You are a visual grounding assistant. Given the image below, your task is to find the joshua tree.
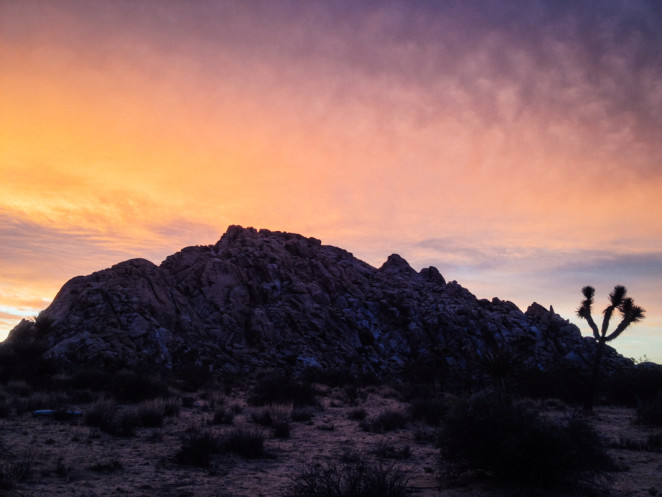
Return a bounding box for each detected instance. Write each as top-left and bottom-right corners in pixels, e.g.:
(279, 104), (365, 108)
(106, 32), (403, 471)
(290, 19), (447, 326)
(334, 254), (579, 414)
(577, 285), (645, 411)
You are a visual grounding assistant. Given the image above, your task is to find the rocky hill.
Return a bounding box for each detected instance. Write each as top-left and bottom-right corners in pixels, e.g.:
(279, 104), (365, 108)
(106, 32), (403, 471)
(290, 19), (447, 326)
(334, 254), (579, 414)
(7, 225), (629, 380)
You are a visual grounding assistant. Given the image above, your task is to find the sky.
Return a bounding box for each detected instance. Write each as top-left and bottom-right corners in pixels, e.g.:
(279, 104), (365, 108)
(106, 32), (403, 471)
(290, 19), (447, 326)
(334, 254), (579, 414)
(1, 0), (661, 363)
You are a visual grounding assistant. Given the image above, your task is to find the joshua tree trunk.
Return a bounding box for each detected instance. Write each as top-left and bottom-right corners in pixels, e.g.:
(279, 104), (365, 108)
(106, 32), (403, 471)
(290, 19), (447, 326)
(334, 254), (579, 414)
(584, 339), (606, 411)
(576, 285), (645, 412)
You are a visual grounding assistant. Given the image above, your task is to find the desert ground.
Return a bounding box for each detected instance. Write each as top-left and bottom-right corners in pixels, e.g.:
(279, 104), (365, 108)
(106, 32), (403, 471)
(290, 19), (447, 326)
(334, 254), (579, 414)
(1, 382), (661, 497)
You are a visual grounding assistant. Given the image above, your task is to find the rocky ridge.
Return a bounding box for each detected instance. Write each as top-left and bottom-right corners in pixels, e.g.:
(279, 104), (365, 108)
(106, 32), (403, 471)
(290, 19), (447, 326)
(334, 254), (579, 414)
(8, 225), (629, 379)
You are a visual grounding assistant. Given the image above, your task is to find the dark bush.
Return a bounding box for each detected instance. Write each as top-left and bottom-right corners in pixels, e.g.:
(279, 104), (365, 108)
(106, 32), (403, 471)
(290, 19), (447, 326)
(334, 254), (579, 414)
(0, 339), (57, 388)
(137, 400), (165, 428)
(211, 407), (235, 425)
(110, 370), (168, 403)
(70, 368), (113, 392)
(249, 404), (292, 437)
(249, 373), (317, 407)
(373, 442), (411, 460)
(292, 406), (315, 422)
(438, 391), (617, 489)
(175, 428), (221, 467)
(361, 410), (408, 433)
(517, 364), (590, 404)
(637, 391), (662, 426)
(408, 397), (446, 425)
(281, 457), (408, 497)
(0, 396), (10, 418)
(221, 428), (265, 459)
(83, 400), (137, 437)
(348, 408), (367, 421)
(607, 363), (662, 406)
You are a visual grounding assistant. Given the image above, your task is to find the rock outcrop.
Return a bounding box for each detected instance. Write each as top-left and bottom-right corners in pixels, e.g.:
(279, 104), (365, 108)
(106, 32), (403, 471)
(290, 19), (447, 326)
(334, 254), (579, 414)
(6, 226), (630, 378)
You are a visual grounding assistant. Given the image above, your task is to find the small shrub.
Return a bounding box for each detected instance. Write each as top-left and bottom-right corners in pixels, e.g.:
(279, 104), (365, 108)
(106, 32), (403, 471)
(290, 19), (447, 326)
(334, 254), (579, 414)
(162, 397), (180, 417)
(110, 370), (168, 403)
(292, 406), (315, 422)
(408, 397), (446, 425)
(175, 428), (221, 467)
(249, 404), (293, 437)
(221, 428), (265, 459)
(70, 368), (113, 392)
(202, 390), (226, 410)
(83, 400), (137, 437)
(84, 400), (117, 430)
(361, 410), (408, 433)
(211, 407), (235, 425)
(0, 396), (12, 418)
(348, 408), (367, 420)
(438, 391), (617, 489)
(0, 446), (38, 489)
(373, 442), (411, 460)
(249, 373), (317, 407)
(137, 400), (165, 428)
(281, 457), (408, 497)
(637, 391), (662, 426)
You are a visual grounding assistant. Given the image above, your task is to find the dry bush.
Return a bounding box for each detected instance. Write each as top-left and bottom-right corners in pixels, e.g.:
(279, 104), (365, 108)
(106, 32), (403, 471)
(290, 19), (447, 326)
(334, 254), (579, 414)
(137, 399), (166, 428)
(438, 390), (617, 490)
(83, 400), (137, 437)
(637, 391), (662, 426)
(221, 427), (266, 459)
(281, 457), (408, 497)
(249, 373), (317, 407)
(360, 409), (408, 433)
(175, 428), (221, 467)
(250, 404), (292, 437)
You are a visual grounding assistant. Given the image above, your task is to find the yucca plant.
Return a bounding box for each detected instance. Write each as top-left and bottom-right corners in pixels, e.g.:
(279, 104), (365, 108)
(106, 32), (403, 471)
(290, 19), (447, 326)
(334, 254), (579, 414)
(577, 285), (645, 411)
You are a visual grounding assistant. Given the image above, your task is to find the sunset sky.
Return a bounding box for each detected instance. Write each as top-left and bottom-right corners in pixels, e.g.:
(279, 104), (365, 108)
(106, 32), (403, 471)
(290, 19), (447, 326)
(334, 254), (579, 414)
(1, 1), (661, 362)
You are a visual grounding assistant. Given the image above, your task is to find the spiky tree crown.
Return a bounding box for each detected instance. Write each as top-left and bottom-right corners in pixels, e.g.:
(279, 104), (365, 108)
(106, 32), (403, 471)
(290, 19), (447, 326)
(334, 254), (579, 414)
(576, 285), (645, 342)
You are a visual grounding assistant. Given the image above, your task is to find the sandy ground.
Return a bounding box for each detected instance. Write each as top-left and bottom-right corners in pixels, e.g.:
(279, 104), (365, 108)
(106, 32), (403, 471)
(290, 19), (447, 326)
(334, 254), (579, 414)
(1, 386), (660, 497)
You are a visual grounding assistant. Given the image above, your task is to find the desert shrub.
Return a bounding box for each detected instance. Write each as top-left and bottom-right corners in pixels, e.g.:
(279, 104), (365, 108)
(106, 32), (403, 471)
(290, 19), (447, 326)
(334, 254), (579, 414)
(83, 400), (137, 436)
(637, 391), (662, 426)
(0, 445), (38, 491)
(221, 428), (265, 459)
(373, 442), (411, 460)
(281, 457), (408, 497)
(84, 399), (115, 428)
(162, 396), (180, 417)
(0, 396), (11, 418)
(250, 404), (292, 437)
(211, 407), (235, 425)
(137, 400), (166, 428)
(5, 380), (32, 397)
(605, 363), (662, 406)
(408, 397), (446, 425)
(517, 364), (591, 404)
(348, 408), (367, 421)
(301, 368), (380, 389)
(110, 370), (168, 403)
(438, 390), (617, 489)
(0, 338), (56, 388)
(292, 406), (315, 422)
(201, 390), (226, 410)
(70, 368), (113, 392)
(175, 428), (221, 467)
(361, 410), (408, 433)
(15, 391), (69, 415)
(249, 372), (317, 407)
